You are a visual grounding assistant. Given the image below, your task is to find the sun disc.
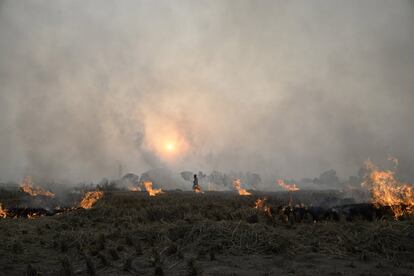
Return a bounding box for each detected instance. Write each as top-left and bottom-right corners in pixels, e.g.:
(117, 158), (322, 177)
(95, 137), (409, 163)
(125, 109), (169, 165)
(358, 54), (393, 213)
(165, 142), (176, 153)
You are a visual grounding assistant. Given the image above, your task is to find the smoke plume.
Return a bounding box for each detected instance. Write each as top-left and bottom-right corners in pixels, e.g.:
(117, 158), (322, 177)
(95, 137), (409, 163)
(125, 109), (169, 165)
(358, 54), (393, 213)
(0, 0), (413, 183)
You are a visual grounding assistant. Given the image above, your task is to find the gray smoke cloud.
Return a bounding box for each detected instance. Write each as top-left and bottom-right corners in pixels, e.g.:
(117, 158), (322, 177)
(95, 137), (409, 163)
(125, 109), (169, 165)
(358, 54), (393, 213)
(0, 0), (413, 183)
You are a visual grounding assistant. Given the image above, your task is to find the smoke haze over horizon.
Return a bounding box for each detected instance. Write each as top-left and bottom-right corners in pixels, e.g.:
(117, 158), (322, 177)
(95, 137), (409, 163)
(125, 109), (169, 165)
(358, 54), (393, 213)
(0, 0), (413, 183)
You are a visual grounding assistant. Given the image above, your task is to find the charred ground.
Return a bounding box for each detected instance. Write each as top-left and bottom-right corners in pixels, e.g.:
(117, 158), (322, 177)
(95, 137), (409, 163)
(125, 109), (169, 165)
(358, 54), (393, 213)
(1, 191), (414, 275)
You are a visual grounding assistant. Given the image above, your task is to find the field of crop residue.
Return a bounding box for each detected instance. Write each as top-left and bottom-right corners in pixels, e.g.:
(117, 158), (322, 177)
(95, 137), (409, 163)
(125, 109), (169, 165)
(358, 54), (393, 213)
(1, 191), (414, 276)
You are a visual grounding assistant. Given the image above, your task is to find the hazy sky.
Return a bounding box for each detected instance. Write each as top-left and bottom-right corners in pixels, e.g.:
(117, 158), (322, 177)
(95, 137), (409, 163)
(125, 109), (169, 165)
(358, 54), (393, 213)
(0, 0), (413, 182)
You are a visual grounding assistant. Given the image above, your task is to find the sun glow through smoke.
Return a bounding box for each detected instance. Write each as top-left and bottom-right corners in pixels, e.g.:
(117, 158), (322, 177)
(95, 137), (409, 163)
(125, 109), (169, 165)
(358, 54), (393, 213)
(165, 141), (176, 153)
(144, 121), (190, 163)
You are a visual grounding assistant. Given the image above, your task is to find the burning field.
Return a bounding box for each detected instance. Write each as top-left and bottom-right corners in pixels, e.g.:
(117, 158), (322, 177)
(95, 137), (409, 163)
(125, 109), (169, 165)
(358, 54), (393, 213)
(1, 172), (414, 276)
(2, 0), (414, 275)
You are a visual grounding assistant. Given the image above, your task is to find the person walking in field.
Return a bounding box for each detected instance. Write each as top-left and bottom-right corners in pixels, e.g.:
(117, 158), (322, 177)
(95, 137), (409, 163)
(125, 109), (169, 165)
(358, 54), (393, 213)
(193, 174), (201, 192)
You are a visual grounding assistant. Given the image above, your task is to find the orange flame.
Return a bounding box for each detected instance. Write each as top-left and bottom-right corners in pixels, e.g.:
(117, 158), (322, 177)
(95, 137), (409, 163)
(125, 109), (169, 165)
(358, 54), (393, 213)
(0, 204), (7, 218)
(276, 179), (300, 192)
(193, 185), (202, 193)
(80, 191), (104, 209)
(254, 198), (271, 216)
(143, 181), (163, 196)
(362, 159), (414, 219)
(20, 176), (55, 197)
(232, 179), (251, 196)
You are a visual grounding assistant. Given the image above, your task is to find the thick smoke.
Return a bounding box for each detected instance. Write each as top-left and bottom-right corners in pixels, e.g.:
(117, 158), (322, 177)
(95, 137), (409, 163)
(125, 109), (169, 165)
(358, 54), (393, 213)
(0, 0), (413, 184)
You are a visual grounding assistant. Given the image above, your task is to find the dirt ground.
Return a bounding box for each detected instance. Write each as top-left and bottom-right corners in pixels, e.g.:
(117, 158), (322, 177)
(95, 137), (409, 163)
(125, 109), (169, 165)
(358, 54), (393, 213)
(0, 191), (413, 275)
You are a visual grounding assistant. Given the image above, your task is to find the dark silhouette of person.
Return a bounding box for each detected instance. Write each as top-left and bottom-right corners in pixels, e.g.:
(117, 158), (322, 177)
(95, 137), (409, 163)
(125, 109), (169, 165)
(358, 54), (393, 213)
(193, 174), (199, 190)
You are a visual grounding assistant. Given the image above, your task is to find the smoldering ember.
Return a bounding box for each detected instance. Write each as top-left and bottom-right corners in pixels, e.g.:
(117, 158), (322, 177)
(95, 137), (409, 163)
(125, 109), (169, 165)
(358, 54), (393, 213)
(1, 1), (414, 276)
